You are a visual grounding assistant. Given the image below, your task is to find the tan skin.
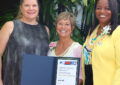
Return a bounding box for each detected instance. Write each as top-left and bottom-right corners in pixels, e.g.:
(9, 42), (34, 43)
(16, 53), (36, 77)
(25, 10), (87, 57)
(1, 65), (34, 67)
(0, 21), (13, 85)
(95, 0), (112, 36)
(55, 19), (83, 85)
(55, 39), (73, 56)
(0, 0), (49, 84)
(55, 19), (74, 56)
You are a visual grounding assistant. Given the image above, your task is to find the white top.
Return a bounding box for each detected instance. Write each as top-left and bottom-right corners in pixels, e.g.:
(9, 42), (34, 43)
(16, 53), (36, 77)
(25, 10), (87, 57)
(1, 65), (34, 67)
(48, 41), (83, 79)
(48, 42), (82, 57)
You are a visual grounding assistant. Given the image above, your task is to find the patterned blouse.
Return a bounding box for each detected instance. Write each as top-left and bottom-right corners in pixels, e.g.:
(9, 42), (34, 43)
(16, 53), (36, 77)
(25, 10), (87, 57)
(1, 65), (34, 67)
(82, 25), (111, 64)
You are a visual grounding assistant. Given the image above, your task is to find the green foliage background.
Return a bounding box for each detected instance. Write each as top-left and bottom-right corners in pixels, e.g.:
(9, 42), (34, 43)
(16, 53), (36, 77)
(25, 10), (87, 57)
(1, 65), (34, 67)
(40, 0), (96, 44)
(0, 0), (119, 44)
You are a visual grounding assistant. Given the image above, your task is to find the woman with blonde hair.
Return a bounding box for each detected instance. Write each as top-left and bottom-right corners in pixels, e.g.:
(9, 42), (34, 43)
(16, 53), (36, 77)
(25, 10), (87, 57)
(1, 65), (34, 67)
(48, 12), (83, 85)
(0, 0), (49, 85)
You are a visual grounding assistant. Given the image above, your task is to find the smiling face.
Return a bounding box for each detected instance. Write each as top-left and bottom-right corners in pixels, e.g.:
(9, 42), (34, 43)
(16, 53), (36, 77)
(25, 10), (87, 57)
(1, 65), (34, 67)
(56, 19), (72, 38)
(95, 0), (112, 26)
(20, 0), (39, 21)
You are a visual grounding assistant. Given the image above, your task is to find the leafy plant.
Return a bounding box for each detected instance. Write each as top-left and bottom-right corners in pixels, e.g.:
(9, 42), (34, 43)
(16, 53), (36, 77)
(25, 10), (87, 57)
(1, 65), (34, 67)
(81, 0), (95, 39)
(40, 0), (95, 44)
(1, 0), (119, 44)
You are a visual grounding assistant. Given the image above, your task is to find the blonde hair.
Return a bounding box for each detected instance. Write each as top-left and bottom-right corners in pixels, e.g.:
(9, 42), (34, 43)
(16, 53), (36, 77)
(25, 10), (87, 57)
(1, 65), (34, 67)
(55, 12), (76, 30)
(16, 0), (40, 21)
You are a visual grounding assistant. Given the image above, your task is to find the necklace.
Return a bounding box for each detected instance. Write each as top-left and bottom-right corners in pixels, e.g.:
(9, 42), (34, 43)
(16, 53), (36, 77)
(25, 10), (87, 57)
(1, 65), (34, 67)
(87, 25), (111, 47)
(83, 25), (111, 64)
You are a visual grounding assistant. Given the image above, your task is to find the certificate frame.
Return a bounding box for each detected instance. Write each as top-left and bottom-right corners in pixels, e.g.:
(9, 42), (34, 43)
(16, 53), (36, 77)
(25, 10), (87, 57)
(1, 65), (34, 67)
(54, 57), (80, 85)
(21, 55), (56, 85)
(21, 55), (80, 85)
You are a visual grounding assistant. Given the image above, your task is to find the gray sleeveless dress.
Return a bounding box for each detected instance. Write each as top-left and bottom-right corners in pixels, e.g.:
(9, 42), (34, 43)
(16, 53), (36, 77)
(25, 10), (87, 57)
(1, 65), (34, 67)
(2, 20), (49, 85)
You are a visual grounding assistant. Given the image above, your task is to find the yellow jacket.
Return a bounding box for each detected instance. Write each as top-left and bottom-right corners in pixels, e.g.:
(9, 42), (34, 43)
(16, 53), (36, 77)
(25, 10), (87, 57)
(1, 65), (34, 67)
(82, 25), (120, 85)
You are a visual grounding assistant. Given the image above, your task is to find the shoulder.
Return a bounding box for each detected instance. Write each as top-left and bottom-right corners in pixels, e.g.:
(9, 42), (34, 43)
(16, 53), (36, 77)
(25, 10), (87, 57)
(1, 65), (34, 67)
(72, 42), (82, 48)
(112, 25), (120, 38)
(4, 21), (14, 27)
(38, 24), (49, 36)
(1, 21), (14, 34)
(113, 25), (120, 33)
(71, 42), (82, 57)
(70, 42), (82, 52)
(111, 25), (120, 44)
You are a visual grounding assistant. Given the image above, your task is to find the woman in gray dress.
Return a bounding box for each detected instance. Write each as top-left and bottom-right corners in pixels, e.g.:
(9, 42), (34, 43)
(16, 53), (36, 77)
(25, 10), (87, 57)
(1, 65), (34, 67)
(0, 0), (49, 85)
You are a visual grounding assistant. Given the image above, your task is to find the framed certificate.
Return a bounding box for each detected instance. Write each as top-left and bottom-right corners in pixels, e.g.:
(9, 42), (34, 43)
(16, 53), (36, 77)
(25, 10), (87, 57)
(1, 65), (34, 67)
(21, 55), (56, 85)
(21, 55), (80, 85)
(55, 57), (80, 85)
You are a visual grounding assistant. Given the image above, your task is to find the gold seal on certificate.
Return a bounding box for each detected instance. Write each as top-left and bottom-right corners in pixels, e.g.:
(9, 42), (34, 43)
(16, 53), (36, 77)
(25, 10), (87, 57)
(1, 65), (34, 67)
(55, 57), (80, 85)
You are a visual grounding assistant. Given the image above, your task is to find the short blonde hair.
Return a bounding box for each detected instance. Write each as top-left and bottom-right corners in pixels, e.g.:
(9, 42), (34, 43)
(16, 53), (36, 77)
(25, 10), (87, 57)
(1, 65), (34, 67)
(55, 12), (76, 30)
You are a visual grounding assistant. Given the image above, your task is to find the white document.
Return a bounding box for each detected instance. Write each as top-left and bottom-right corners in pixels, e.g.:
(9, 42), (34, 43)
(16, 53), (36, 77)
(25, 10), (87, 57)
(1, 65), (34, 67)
(56, 59), (78, 85)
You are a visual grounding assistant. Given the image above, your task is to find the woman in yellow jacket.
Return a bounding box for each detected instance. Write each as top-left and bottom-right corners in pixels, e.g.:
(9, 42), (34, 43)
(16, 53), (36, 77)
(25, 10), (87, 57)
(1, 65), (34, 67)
(82, 0), (120, 85)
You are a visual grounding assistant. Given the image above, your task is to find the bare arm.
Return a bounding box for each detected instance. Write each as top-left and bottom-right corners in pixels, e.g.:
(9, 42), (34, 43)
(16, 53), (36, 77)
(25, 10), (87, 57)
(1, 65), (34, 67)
(0, 21), (14, 57)
(0, 21), (14, 84)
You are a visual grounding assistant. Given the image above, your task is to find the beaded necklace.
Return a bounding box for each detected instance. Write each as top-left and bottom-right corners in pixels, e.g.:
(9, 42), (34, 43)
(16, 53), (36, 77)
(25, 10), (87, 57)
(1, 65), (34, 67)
(83, 25), (111, 64)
